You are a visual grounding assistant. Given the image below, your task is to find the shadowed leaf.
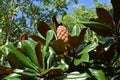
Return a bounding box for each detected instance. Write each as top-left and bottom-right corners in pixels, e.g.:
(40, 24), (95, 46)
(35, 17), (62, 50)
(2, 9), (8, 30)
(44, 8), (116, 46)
(96, 8), (114, 27)
(69, 28), (87, 48)
(111, 0), (120, 25)
(0, 64), (12, 75)
(35, 42), (43, 68)
(51, 39), (66, 54)
(30, 35), (45, 44)
(37, 21), (51, 38)
(41, 68), (63, 77)
(104, 44), (115, 63)
(78, 20), (113, 36)
(52, 15), (59, 32)
(7, 52), (24, 69)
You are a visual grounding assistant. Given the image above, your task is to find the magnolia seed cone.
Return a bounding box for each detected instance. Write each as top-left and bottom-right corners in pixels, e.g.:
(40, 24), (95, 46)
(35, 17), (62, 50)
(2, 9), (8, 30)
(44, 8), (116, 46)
(57, 25), (70, 43)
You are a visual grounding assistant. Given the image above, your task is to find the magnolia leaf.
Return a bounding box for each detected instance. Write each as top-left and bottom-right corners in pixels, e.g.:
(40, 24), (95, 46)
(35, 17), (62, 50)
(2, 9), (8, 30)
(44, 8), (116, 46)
(74, 52), (89, 66)
(111, 0), (120, 25)
(0, 64), (12, 75)
(96, 8), (114, 26)
(78, 19), (113, 36)
(6, 43), (38, 70)
(51, 39), (66, 54)
(22, 40), (39, 67)
(30, 35), (45, 44)
(46, 30), (54, 46)
(71, 26), (80, 36)
(37, 21), (51, 38)
(69, 28), (87, 48)
(52, 15), (59, 32)
(89, 68), (106, 80)
(41, 68), (63, 77)
(7, 53), (24, 69)
(65, 72), (90, 80)
(78, 42), (97, 55)
(35, 42), (43, 68)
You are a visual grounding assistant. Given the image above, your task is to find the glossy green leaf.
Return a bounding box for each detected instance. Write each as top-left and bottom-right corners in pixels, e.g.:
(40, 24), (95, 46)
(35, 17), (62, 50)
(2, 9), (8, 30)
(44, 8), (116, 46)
(6, 43), (38, 70)
(22, 40), (39, 67)
(89, 68), (106, 80)
(37, 21), (51, 38)
(78, 19), (113, 36)
(65, 72), (90, 80)
(78, 42), (98, 55)
(46, 30), (54, 46)
(74, 52), (89, 66)
(4, 73), (21, 80)
(71, 26), (80, 36)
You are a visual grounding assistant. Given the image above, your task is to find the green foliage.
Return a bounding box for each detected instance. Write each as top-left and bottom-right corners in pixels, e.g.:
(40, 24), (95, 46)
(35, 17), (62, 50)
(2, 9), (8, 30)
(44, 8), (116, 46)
(0, 0), (120, 80)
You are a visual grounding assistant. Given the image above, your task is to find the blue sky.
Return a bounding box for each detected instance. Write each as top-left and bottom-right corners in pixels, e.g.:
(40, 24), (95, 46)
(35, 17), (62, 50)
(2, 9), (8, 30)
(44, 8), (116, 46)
(68, 0), (111, 13)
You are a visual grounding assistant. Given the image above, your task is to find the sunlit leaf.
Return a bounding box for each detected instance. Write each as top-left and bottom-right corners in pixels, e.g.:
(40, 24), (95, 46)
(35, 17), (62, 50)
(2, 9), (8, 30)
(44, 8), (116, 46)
(74, 52), (89, 66)
(46, 30), (54, 46)
(22, 40), (39, 67)
(78, 42), (98, 55)
(6, 43), (38, 70)
(89, 68), (106, 80)
(71, 26), (80, 36)
(37, 21), (51, 38)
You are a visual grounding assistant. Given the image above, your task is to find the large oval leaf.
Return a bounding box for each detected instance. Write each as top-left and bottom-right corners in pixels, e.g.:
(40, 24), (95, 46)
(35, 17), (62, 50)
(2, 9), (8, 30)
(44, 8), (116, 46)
(89, 68), (106, 80)
(78, 42), (98, 55)
(52, 15), (59, 32)
(96, 8), (114, 27)
(78, 20), (113, 36)
(51, 39), (66, 54)
(69, 28), (87, 48)
(46, 30), (54, 46)
(37, 21), (51, 38)
(22, 40), (39, 67)
(30, 35), (45, 44)
(74, 52), (89, 66)
(65, 72), (90, 80)
(71, 26), (80, 36)
(6, 43), (38, 70)
(35, 42), (43, 68)
(7, 52), (24, 69)
(111, 0), (120, 25)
